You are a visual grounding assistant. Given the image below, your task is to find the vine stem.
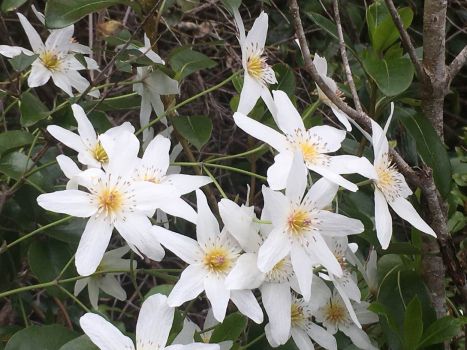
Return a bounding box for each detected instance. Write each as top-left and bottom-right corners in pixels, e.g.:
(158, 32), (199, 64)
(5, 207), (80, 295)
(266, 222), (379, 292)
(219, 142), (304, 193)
(173, 162), (267, 181)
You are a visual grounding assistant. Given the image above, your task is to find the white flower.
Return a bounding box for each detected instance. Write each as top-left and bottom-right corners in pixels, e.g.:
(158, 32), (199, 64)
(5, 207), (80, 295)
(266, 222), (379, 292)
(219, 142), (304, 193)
(313, 53), (352, 131)
(313, 286), (378, 350)
(80, 293), (220, 350)
(233, 10), (277, 116)
(47, 104), (134, 169)
(256, 154), (364, 297)
(362, 114), (436, 248)
(74, 246), (135, 309)
(152, 190), (263, 323)
(233, 90), (373, 191)
(265, 292), (337, 350)
(0, 13), (98, 97)
(37, 131), (175, 276)
(133, 35), (179, 142)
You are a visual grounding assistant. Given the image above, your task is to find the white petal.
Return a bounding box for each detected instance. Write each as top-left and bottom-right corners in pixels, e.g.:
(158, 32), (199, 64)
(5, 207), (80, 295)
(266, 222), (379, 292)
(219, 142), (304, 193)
(80, 313), (135, 350)
(45, 26), (74, 51)
(172, 319), (197, 345)
(313, 53), (328, 77)
(341, 325), (377, 350)
(75, 216), (113, 276)
(333, 284), (361, 328)
(308, 275), (332, 311)
(104, 132), (139, 180)
(142, 134), (171, 175)
(265, 323), (281, 347)
(133, 182), (176, 212)
(67, 70), (96, 97)
(166, 174), (212, 195)
(225, 253), (264, 290)
(56, 155), (81, 179)
(389, 197), (436, 237)
(196, 189), (220, 247)
(291, 328), (314, 350)
(310, 164), (358, 192)
(267, 151), (295, 191)
(330, 105), (352, 131)
(50, 71), (73, 96)
(47, 125), (85, 153)
(245, 11), (268, 50)
(167, 264), (205, 307)
(306, 323), (337, 350)
(291, 244), (314, 301)
(272, 90), (305, 134)
(0, 45), (33, 58)
(165, 344), (220, 350)
(74, 278), (88, 296)
(28, 64), (51, 87)
(230, 289), (263, 323)
(151, 226), (202, 265)
(37, 190), (96, 217)
(327, 155), (377, 179)
(317, 211), (364, 236)
(261, 185), (289, 227)
(233, 112), (288, 151)
(136, 293), (174, 350)
(260, 85), (277, 120)
(371, 120), (389, 161)
(285, 152), (308, 203)
(261, 282), (291, 345)
(308, 126), (346, 153)
(237, 73), (262, 115)
(99, 275), (126, 300)
(71, 104), (97, 149)
(302, 177), (338, 210)
(308, 234), (342, 276)
(157, 197), (198, 224)
(257, 227), (290, 272)
(374, 189), (392, 249)
(204, 276), (230, 322)
(17, 13), (44, 53)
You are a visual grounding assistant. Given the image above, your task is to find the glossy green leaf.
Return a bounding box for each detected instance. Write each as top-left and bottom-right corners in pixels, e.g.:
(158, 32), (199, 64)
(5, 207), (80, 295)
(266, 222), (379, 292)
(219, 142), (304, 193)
(169, 47), (217, 80)
(210, 312), (247, 343)
(0, 131), (34, 156)
(363, 53), (414, 96)
(44, 0), (132, 29)
(59, 335), (98, 350)
(1, 0), (27, 12)
(9, 53), (37, 72)
(20, 92), (49, 127)
(5, 325), (78, 350)
(0, 152), (47, 192)
(172, 115), (213, 150)
(403, 297), (423, 350)
(418, 316), (464, 348)
(397, 108), (452, 197)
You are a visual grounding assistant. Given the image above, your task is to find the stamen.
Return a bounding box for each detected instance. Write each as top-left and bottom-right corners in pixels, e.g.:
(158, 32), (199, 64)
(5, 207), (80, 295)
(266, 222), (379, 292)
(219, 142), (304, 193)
(324, 301), (346, 324)
(92, 142), (109, 164)
(287, 209), (312, 235)
(97, 187), (123, 216)
(203, 247), (233, 275)
(40, 51), (61, 71)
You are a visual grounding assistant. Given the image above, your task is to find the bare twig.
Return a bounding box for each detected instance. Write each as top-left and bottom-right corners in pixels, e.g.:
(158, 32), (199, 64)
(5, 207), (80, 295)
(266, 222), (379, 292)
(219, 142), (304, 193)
(446, 45), (467, 87)
(384, 0), (424, 80)
(332, 0), (362, 113)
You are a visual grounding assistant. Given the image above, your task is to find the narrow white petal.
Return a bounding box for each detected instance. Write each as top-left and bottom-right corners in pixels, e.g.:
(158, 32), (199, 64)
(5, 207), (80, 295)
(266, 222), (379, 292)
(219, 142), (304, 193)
(80, 313), (135, 350)
(37, 190), (96, 217)
(196, 189), (220, 247)
(308, 126), (346, 153)
(317, 211), (364, 236)
(47, 125), (85, 153)
(167, 264), (205, 307)
(261, 282), (291, 345)
(330, 105), (352, 131)
(309, 276), (332, 310)
(260, 85), (277, 120)
(245, 11), (268, 50)
(56, 155), (81, 179)
(327, 155), (377, 179)
(285, 152), (308, 203)
(45, 26), (74, 52)
(0, 45), (33, 58)
(302, 177), (338, 210)
(291, 245), (313, 301)
(103, 132), (139, 180)
(50, 71), (74, 96)
(172, 319), (197, 345)
(257, 227), (290, 272)
(371, 120), (389, 161)
(291, 328), (315, 350)
(261, 185), (289, 227)
(157, 197), (198, 224)
(237, 73), (262, 115)
(136, 294), (174, 350)
(265, 323), (281, 347)
(99, 275), (126, 300)
(267, 150), (295, 191)
(389, 197), (436, 237)
(272, 90), (305, 134)
(341, 325), (377, 350)
(310, 164), (358, 192)
(204, 276), (230, 322)
(75, 216), (113, 276)
(71, 104), (97, 149)
(230, 290), (263, 323)
(313, 53), (328, 76)
(374, 189), (392, 249)
(225, 253), (264, 290)
(142, 134), (171, 175)
(17, 13), (44, 53)
(308, 234), (342, 277)
(166, 174), (212, 195)
(28, 64), (51, 87)
(306, 323), (337, 350)
(165, 344), (220, 350)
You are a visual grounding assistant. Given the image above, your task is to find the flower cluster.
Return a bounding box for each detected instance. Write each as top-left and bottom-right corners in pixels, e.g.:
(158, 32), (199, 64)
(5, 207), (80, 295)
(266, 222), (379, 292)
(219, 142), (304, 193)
(17, 7), (438, 350)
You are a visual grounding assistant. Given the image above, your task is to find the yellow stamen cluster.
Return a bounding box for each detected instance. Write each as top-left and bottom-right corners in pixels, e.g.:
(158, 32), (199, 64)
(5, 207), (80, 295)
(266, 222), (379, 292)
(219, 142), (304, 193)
(291, 302), (305, 327)
(324, 302), (346, 324)
(247, 54), (267, 80)
(299, 142), (318, 163)
(92, 142), (109, 164)
(97, 188), (123, 216)
(40, 51), (61, 71)
(203, 247), (232, 274)
(287, 209), (312, 235)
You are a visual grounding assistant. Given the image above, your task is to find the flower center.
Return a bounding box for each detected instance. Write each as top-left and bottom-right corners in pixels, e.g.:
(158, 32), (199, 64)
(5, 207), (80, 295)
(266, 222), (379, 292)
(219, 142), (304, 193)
(203, 247), (232, 274)
(324, 302), (346, 325)
(92, 142), (109, 164)
(97, 187), (123, 216)
(291, 302), (306, 327)
(247, 54), (266, 80)
(375, 154), (404, 201)
(287, 209), (312, 235)
(299, 141), (318, 163)
(40, 51), (61, 71)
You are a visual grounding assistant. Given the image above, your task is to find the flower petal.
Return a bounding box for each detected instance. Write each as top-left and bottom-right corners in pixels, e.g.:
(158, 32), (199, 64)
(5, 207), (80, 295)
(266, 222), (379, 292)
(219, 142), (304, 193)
(262, 186), (289, 227)
(231, 289), (263, 323)
(142, 134), (171, 175)
(267, 150), (295, 191)
(261, 282), (291, 345)
(99, 275), (126, 301)
(341, 325), (377, 350)
(308, 126), (346, 153)
(327, 155), (377, 179)
(245, 11), (268, 50)
(257, 227), (290, 273)
(272, 90), (305, 134)
(51, 71), (74, 96)
(167, 264), (205, 307)
(0, 45), (33, 58)
(45, 26), (74, 52)
(71, 104), (97, 149)
(56, 155), (81, 179)
(285, 152), (308, 203)
(310, 164), (358, 192)
(28, 63), (51, 87)
(317, 211), (364, 236)
(306, 323), (337, 350)
(374, 189), (392, 249)
(313, 53), (328, 77)
(151, 226), (202, 265)
(17, 13), (44, 52)
(237, 73), (262, 115)
(302, 177), (338, 210)
(37, 190), (96, 217)
(291, 244), (314, 301)
(204, 276), (230, 322)
(330, 105), (352, 131)
(291, 328), (314, 350)
(196, 189), (220, 247)
(390, 197), (436, 236)
(166, 174), (212, 195)
(371, 120), (389, 161)
(307, 233), (342, 277)
(225, 253), (264, 290)
(104, 131), (139, 180)
(47, 125), (85, 153)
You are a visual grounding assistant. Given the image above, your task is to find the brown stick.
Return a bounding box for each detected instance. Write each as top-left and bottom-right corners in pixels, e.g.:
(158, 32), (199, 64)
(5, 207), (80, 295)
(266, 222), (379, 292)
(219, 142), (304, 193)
(446, 45), (467, 88)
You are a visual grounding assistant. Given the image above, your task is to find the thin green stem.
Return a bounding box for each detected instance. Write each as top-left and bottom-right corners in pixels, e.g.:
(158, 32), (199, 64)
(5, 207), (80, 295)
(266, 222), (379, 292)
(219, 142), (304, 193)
(58, 285), (91, 313)
(205, 144), (266, 163)
(173, 162), (267, 181)
(203, 165), (227, 199)
(240, 333), (266, 349)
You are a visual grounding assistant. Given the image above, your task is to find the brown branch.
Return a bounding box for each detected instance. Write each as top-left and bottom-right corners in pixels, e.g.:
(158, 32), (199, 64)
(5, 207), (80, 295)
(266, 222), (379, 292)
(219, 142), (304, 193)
(446, 45), (467, 88)
(332, 0), (362, 113)
(384, 0), (425, 80)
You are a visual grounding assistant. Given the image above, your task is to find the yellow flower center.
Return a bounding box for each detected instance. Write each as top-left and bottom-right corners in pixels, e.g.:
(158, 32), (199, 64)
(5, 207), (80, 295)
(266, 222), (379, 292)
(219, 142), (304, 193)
(92, 142), (109, 164)
(287, 209), (312, 235)
(299, 142), (318, 163)
(291, 302), (305, 327)
(97, 187), (123, 216)
(247, 54), (265, 80)
(376, 167), (395, 189)
(324, 302), (346, 324)
(203, 247), (232, 274)
(40, 51), (61, 71)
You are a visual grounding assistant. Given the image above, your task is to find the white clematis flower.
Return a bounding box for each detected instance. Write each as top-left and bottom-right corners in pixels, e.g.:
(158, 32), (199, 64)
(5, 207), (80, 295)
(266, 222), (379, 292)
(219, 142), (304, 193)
(233, 90), (373, 191)
(74, 246), (135, 309)
(257, 153), (364, 296)
(233, 10), (277, 116)
(152, 190), (263, 323)
(313, 285), (378, 350)
(37, 131), (177, 276)
(313, 53), (352, 131)
(0, 13), (98, 97)
(80, 293), (220, 350)
(363, 114), (436, 248)
(47, 104), (134, 169)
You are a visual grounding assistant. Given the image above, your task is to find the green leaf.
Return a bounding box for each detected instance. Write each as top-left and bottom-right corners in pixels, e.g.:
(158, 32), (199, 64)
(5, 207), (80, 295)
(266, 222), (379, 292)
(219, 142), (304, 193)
(172, 115), (213, 150)
(210, 312), (247, 343)
(220, 0), (241, 11)
(362, 53), (414, 96)
(169, 47), (217, 80)
(8, 53), (37, 72)
(271, 64), (296, 97)
(403, 297), (423, 350)
(145, 284), (173, 298)
(5, 325), (78, 350)
(397, 108), (452, 197)
(305, 12), (353, 50)
(19, 92), (50, 127)
(418, 316), (464, 348)
(44, 0), (131, 28)
(59, 336), (98, 350)
(1, 0), (27, 12)
(0, 131), (34, 156)
(0, 152), (47, 192)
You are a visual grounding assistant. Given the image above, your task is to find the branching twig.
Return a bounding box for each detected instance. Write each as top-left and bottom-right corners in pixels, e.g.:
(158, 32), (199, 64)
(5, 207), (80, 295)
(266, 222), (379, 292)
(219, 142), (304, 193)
(446, 45), (467, 87)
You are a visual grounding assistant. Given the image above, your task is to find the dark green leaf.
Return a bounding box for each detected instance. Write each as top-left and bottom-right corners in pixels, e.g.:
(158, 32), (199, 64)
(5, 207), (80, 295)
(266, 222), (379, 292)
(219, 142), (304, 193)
(398, 108), (452, 197)
(59, 336), (98, 350)
(418, 316), (463, 348)
(169, 47), (217, 80)
(145, 284), (173, 298)
(9, 53), (37, 72)
(172, 115), (213, 150)
(220, 0), (241, 11)
(1, 0), (27, 12)
(403, 297), (423, 350)
(5, 325), (78, 350)
(272, 64), (296, 97)
(0, 131), (34, 156)
(210, 312), (247, 343)
(0, 152), (47, 192)
(20, 91), (49, 127)
(44, 0), (132, 28)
